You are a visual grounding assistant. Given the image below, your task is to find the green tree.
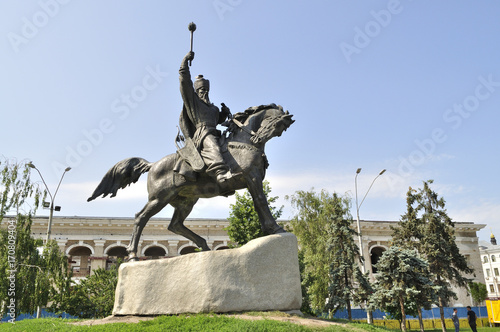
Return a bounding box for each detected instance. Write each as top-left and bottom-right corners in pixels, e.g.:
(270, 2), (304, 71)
(392, 180), (473, 332)
(60, 261), (122, 318)
(369, 246), (436, 332)
(42, 240), (72, 315)
(0, 158), (71, 320)
(391, 187), (438, 331)
(469, 282), (488, 319)
(325, 192), (371, 320)
(226, 181), (283, 246)
(288, 189), (332, 312)
(469, 282), (487, 306)
(288, 189), (370, 314)
(297, 250), (314, 315)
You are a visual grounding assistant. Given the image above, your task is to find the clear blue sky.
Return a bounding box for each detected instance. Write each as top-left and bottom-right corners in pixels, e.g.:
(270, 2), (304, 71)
(1, 1), (499, 242)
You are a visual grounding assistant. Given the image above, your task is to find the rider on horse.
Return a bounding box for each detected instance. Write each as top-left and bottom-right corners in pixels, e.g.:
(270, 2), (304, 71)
(175, 51), (233, 183)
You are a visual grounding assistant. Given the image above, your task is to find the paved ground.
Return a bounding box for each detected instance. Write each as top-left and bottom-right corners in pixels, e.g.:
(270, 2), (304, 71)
(70, 312), (343, 328)
(228, 313), (341, 328)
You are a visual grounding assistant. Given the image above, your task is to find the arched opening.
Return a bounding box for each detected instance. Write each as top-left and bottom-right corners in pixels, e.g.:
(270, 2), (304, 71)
(179, 246), (198, 255)
(68, 246), (92, 277)
(69, 247), (92, 256)
(484, 256), (489, 263)
(492, 255), (496, 262)
(216, 246), (229, 251)
(370, 246), (386, 274)
(144, 246), (167, 259)
(106, 246), (128, 270)
(106, 246), (128, 257)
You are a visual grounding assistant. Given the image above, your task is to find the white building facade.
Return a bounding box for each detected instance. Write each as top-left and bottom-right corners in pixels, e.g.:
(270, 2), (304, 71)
(15, 215), (486, 307)
(359, 220), (486, 307)
(479, 235), (500, 324)
(29, 216), (230, 281)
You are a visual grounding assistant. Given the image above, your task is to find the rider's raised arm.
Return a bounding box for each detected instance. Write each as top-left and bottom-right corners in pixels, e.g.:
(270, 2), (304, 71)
(179, 51), (196, 107)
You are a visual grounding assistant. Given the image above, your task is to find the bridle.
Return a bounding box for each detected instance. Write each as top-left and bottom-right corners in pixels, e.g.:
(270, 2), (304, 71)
(231, 117), (259, 138)
(228, 111), (288, 144)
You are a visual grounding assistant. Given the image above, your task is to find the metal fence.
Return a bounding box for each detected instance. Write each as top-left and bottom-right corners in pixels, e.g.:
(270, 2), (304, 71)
(363, 317), (490, 330)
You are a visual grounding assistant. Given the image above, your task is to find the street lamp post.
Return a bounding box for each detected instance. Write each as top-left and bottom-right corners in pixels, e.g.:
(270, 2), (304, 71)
(27, 162), (70, 319)
(28, 162), (71, 243)
(355, 168), (364, 272)
(354, 168), (386, 324)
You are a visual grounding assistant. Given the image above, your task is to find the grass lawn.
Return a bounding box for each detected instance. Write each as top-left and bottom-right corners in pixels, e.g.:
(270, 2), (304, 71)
(0, 314), (379, 332)
(0, 314), (499, 332)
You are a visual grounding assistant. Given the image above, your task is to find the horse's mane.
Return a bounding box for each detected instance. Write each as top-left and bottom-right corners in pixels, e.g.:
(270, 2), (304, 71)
(232, 103), (283, 123)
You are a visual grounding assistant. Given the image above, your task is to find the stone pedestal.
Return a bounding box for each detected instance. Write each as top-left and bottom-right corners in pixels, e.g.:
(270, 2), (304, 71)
(113, 233), (302, 315)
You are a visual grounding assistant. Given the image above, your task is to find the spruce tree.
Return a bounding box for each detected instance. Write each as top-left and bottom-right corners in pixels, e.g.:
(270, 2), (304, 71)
(369, 246), (436, 332)
(392, 180), (473, 332)
(392, 187), (436, 331)
(325, 192), (371, 320)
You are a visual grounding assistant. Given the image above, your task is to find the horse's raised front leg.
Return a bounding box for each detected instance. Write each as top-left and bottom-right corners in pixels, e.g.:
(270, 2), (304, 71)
(245, 172), (285, 235)
(168, 197), (210, 251)
(127, 197), (170, 261)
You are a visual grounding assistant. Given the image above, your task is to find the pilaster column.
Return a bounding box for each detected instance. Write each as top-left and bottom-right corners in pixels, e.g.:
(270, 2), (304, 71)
(168, 240), (179, 256)
(90, 240), (107, 272)
(56, 240), (67, 254)
(137, 240), (143, 258)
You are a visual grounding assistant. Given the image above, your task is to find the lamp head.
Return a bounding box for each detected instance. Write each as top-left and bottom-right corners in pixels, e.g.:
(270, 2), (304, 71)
(27, 162), (36, 169)
(379, 169), (386, 175)
(356, 168), (362, 174)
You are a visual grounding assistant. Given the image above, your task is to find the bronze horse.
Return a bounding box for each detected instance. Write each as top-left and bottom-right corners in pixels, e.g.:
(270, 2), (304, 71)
(88, 104), (294, 260)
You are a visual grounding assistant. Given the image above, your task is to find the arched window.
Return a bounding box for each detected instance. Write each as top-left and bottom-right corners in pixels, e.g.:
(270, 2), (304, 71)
(68, 246), (92, 256)
(179, 246), (198, 255)
(105, 246), (128, 270)
(492, 255), (496, 262)
(144, 246), (167, 259)
(484, 256), (489, 263)
(106, 246), (128, 257)
(370, 246), (386, 274)
(68, 246), (92, 277)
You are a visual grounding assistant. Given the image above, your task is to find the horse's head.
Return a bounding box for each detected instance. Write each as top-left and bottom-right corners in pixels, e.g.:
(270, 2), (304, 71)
(252, 106), (294, 145)
(228, 104), (294, 146)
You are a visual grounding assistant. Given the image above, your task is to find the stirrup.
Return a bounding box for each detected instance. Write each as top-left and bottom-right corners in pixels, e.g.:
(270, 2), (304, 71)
(216, 171), (233, 183)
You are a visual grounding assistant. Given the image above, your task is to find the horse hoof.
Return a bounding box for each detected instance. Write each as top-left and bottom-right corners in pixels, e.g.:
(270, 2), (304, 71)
(274, 227), (286, 234)
(263, 225), (286, 235)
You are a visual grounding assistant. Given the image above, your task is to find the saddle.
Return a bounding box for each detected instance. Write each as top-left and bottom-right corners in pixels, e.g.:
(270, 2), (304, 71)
(173, 135), (229, 182)
(173, 137), (237, 197)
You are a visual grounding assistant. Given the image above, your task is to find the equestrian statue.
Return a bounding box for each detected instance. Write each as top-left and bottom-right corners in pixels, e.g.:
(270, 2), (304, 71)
(87, 23), (294, 260)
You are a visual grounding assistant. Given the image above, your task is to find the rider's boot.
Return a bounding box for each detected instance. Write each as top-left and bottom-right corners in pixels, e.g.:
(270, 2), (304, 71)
(216, 169), (233, 183)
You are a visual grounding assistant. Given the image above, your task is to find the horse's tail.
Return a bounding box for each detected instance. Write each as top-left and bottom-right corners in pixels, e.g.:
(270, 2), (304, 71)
(87, 157), (152, 202)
